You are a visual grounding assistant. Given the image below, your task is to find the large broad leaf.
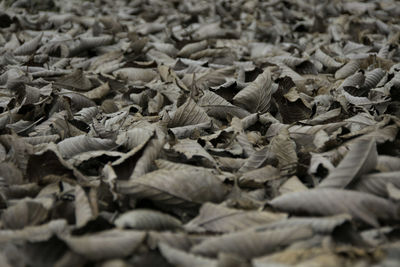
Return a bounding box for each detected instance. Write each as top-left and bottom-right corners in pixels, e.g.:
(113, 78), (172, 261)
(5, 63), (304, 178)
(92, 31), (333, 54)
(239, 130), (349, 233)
(319, 138), (377, 188)
(198, 90), (250, 119)
(168, 98), (211, 128)
(269, 188), (399, 227)
(233, 69), (272, 113)
(185, 202), (286, 233)
(117, 169), (228, 208)
(190, 226), (313, 259)
(57, 135), (116, 159)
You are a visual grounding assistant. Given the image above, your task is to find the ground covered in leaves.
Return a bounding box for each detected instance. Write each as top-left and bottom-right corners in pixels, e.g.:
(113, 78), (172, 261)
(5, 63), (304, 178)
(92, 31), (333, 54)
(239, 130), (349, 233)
(1, 0), (400, 266)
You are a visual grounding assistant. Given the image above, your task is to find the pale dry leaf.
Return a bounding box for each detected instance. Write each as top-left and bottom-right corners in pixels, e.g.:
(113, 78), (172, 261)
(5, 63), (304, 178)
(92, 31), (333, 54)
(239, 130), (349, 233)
(115, 209), (182, 230)
(62, 230), (146, 260)
(185, 202), (286, 233)
(191, 226), (313, 258)
(233, 69), (272, 113)
(270, 188), (399, 227)
(117, 169), (228, 208)
(319, 138), (377, 188)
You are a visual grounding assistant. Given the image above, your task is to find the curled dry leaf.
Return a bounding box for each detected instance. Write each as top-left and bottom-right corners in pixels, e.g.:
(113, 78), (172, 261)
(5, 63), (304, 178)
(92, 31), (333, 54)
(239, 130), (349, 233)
(270, 128), (298, 176)
(168, 98), (211, 128)
(117, 169), (228, 209)
(57, 135), (116, 159)
(1, 200), (48, 229)
(185, 202), (286, 233)
(254, 214), (352, 235)
(269, 188), (399, 227)
(191, 226), (313, 259)
(159, 242), (217, 267)
(233, 69), (272, 114)
(113, 68), (158, 83)
(115, 209), (182, 231)
(350, 172), (400, 198)
(238, 165), (281, 188)
(74, 185), (95, 228)
(62, 230), (146, 260)
(319, 138), (378, 188)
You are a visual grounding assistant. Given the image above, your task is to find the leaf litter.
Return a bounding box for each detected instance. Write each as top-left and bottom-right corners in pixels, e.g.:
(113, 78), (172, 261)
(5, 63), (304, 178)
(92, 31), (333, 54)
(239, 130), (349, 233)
(0, 0), (400, 266)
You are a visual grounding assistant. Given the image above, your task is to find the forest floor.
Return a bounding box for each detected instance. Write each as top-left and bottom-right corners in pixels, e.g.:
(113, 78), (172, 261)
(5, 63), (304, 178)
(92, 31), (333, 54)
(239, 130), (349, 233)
(0, 0), (400, 266)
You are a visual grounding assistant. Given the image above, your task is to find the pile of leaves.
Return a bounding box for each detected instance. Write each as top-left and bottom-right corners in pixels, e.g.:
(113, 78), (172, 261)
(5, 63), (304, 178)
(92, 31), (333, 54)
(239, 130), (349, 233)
(1, 0), (400, 266)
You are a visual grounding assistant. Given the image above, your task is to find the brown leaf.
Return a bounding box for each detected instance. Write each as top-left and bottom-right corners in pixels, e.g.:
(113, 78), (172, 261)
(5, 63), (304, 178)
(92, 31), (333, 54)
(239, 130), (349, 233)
(319, 138), (377, 188)
(233, 69), (273, 113)
(185, 202), (286, 233)
(117, 169), (228, 209)
(270, 188), (399, 227)
(168, 98), (211, 128)
(191, 226), (313, 258)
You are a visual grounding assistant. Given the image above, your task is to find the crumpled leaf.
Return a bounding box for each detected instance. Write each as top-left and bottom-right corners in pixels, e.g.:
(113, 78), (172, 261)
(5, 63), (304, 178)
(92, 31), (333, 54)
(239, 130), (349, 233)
(167, 138), (217, 167)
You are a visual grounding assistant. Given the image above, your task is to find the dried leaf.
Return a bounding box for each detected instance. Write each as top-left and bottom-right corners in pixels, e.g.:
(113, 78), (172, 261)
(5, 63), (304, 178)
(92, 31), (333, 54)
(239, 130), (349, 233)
(117, 169), (227, 208)
(233, 69), (272, 113)
(185, 202), (286, 233)
(319, 138), (377, 188)
(191, 226), (313, 258)
(62, 230), (145, 260)
(115, 209), (182, 230)
(57, 135), (116, 159)
(270, 188), (399, 227)
(168, 98), (211, 128)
